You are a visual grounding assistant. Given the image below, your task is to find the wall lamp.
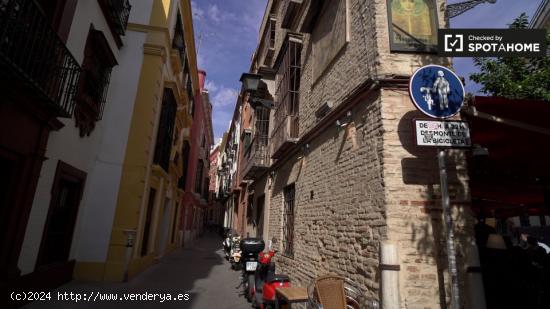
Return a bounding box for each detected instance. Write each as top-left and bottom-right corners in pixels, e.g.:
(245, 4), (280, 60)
(297, 143), (310, 160)
(336, 111), (353, 131)
(240, 73), (274, 109)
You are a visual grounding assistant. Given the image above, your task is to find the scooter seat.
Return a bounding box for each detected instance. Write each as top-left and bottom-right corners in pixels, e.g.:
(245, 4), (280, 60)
(267, 273), (290, 283)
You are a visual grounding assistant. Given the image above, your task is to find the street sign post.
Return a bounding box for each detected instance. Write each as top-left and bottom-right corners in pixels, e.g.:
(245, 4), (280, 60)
(409, 64), (466, 309)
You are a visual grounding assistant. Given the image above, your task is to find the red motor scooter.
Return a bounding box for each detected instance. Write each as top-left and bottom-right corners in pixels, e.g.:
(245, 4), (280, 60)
(251, 239), (290, 309)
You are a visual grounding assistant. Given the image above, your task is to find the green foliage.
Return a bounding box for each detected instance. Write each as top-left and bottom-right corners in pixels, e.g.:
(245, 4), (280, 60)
(469, 13), (550, 101)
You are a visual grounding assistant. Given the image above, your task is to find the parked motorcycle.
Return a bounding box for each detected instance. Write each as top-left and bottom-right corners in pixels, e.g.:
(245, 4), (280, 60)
(252, 239), (290, 309)
(223, 229), (233, 260)
(240, 237), (265, 302)
(230, 235), (242, 270)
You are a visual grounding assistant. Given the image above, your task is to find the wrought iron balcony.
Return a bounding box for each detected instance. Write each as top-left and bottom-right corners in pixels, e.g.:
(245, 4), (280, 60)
(99, 0), (132, 36)
(0, 0), (81, 117)
(271, 115), (299, 159)
(242, 134), (270, 180)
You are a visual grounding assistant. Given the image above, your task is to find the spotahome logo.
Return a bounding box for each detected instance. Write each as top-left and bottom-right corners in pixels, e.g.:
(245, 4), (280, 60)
(438, 29), (547, 57)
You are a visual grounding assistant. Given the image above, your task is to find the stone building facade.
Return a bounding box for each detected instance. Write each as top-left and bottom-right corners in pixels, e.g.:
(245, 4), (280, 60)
(228, 0), (480, 308)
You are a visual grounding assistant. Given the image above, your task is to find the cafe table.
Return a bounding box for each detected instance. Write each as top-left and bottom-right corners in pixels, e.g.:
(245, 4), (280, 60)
(274, 286), (309, 309)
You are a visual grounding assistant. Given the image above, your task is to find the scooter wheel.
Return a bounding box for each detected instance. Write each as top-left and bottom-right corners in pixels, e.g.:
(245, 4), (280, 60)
(247, 275), (255, 301)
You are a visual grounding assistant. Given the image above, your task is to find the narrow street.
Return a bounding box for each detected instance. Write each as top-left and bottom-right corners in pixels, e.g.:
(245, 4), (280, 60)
(23, 233), (249, 309)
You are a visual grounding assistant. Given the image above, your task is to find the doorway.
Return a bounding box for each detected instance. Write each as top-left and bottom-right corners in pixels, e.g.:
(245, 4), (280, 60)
(156, 198), (171, 256)
(36, 161), (86, 273)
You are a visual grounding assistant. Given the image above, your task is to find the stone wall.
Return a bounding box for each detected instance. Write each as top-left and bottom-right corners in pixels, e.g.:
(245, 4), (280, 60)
(380, 87), (476, 308)
(259, 0), (477, 307)
(269, 93), (386, 298)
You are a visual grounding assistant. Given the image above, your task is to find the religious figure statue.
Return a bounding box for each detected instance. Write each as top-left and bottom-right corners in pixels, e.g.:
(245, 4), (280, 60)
(391, 0), (436, 46)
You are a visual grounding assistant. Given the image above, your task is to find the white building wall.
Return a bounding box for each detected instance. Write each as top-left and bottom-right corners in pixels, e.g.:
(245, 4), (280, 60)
(128, 0), (154, 25)
(73, 30), (146, 262)
(18, 0), (148, 274)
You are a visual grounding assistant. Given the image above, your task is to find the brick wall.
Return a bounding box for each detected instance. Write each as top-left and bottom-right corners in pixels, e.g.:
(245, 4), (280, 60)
(257, 0), (477, 307)
(380, 88), (476, 308)
(269, 94), (386, 298)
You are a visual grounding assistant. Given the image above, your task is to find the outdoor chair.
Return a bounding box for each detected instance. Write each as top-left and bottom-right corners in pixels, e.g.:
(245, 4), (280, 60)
(312, 275), (347, 309)
(308, 275), (378, 309)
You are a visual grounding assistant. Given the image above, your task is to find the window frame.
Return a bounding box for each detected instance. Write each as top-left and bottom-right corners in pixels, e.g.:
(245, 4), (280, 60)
(282, 183), (296, 257)
(153, 88), (178, 172)
(74, 27), (117, 136)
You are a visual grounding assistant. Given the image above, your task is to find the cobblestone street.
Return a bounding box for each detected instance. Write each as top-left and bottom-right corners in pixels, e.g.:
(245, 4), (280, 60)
(23, 233), (249, 309)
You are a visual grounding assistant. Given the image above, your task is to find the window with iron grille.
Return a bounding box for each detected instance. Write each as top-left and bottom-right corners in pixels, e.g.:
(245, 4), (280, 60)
(269, 18), (276, 48)
(283, 183), (295, 257)
(195, 159), (204, 194)
(186, 75), (195, 117)
(97, 0), (131, 37)
(261, 16), (276, 65)
(254, 105), (270, 158)
(272, 36), (302, 153)
(179, 141), (190, 189)
(172, 10), (186, 64)
(275, 37), (302, 118)
(75, 27), (117, 137)
(153, 88), (178, 172)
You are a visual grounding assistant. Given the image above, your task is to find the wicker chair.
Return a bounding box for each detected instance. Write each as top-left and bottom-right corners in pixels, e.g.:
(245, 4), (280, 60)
(308, 275), (378, 309)
(314, 275), (347, 309)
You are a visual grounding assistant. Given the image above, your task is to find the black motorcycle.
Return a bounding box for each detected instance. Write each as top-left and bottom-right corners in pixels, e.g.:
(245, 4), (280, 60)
(240, 238), (265, 302)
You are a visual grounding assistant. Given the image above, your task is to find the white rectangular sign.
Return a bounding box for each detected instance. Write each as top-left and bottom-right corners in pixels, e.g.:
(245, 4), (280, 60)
(415, 120), (471, 147)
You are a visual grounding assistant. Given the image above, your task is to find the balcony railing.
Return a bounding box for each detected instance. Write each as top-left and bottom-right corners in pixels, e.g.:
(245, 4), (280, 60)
(0, 0), (81, 117)
(271, 115), (299, 159)
(99, 0), (131, 36)
(242, 134), (270, 180)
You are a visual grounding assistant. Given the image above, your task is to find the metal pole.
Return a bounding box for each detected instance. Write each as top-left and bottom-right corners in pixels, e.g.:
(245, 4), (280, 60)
(438, 148), (460, 309)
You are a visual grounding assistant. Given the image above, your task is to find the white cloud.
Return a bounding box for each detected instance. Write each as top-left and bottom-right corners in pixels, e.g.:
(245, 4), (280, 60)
(212, 86), (238, 108)
(208, 4), (222, 23)
(191, 1), (205, 21)
(205, 80), (219, 93)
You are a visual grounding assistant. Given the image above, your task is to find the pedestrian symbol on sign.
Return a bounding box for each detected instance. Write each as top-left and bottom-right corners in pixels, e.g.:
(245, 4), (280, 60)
(409, 65), (465, 119)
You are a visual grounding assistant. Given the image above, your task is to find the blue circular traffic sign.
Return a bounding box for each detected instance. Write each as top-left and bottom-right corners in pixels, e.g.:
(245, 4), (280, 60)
(409, 65), (465, 119)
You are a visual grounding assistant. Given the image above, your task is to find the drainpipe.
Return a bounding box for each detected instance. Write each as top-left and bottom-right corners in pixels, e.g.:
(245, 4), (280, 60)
(380, 241), (400, 309)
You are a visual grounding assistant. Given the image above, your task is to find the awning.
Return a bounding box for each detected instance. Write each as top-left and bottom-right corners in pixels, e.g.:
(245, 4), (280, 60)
(464, 96), (550, 216)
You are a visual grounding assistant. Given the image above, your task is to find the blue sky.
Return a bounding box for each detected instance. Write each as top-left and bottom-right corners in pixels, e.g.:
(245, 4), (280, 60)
(191, 0), (267, 142)
(450, 0), (543, 93)
(193, 0), (544, 141)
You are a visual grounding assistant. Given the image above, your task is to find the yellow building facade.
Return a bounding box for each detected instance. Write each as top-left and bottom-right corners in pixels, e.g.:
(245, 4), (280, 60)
(74, 0), (198, 282)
